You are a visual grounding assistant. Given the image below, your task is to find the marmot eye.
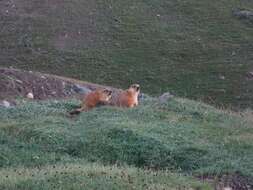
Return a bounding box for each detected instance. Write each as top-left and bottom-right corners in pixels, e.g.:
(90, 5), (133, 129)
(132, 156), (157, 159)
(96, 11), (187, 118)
(104, 89), (112, 95)
(131, 84), (140, 90)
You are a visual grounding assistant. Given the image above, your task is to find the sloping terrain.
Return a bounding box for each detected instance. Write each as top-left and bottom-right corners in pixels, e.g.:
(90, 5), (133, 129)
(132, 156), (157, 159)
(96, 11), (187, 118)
(0, 96), (253, 189)
(0, 67), (118, 101)
(0, 0), (253, 108)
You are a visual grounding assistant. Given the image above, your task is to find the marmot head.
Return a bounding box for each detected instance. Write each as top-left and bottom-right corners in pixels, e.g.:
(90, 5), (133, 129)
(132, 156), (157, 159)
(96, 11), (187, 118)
(99, 88), (113, 103)
(129, 84), (140, 93)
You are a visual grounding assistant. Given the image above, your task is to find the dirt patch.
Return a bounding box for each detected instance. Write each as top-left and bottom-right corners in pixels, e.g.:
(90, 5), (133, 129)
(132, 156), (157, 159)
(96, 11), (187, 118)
(0, 67), (146, 109)
(199, 173), (253, 190)
(0, 67), (117, 102)
(217, 174), (253, 190)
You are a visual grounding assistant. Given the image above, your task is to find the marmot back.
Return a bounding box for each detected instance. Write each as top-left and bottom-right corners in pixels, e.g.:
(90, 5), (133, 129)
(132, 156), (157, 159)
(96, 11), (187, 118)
(69, 88), (112, 115)
(109, 84), (140, 108)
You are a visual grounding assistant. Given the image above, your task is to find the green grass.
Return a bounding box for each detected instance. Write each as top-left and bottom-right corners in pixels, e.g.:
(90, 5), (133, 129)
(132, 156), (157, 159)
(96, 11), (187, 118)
(0, 163), (210, 190)
(0, 0), (253, 108)
(0, 97), (253, 189)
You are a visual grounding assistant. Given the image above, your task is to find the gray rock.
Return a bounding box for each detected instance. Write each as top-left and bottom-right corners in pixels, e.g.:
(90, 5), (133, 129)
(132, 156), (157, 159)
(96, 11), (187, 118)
(232, 9), (253, 21)
(72, 84), (92, 94)
(158, 92), (174, 104)
(246, 71), (253, 80)
(0, 100), (11, 108)
(219, 75), (225, 80)
(138, 93), (149, 101)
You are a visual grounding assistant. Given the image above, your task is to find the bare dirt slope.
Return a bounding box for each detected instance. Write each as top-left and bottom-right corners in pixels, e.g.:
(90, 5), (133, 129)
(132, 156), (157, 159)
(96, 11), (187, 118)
(0, 67), (118, 102)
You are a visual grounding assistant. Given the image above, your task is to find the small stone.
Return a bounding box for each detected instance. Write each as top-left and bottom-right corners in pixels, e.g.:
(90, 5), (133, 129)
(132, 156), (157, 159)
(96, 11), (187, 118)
(232, 9), (253, 21)
(219, 75), (225, 80)
(15, 79), (23, 84)
(223, 187), (232, 190)
(246, 71), (253, 80)
(138, 93), (149, 101)
(32, 155), (40, 160)
(0, 100), (11, 108)
(72, 84), (92, 94)
(158, 92), (174, 104)
(27, 92), (34, 99)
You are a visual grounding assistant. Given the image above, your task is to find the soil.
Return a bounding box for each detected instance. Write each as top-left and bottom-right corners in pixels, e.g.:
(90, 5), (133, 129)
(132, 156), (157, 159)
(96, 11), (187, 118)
(0, 67), (118, 103)
(198, 173), (253, 190)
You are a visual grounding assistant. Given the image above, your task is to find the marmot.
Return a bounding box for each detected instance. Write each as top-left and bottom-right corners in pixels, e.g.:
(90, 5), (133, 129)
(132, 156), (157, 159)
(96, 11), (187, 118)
(109, 84), (140, 108)
(69, 88), (112, 115)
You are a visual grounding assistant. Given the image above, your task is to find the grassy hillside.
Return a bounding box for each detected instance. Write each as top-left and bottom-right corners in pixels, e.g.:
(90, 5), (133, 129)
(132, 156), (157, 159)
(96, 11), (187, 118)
(0, 0), (253, 108)
(0, 97), (253, 189)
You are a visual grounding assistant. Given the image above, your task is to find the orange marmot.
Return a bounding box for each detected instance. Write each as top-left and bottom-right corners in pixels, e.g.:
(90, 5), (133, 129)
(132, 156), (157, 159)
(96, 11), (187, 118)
(109, 84), (140, 108)
(69, 88), (112, 115)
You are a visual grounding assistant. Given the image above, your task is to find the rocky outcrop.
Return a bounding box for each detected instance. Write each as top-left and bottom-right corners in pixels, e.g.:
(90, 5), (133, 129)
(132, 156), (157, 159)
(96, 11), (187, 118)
(232, 9), (253, 22)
